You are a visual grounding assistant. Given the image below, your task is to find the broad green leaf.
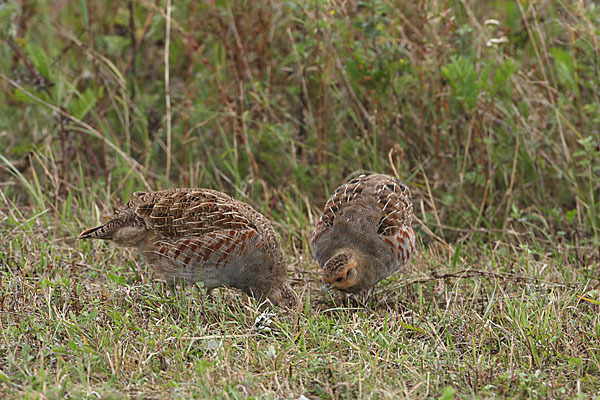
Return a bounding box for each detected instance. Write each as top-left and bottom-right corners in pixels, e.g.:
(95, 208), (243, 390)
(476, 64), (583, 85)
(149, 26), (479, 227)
(25, 42), (50, 79)
(79, 0), (88, 27)
(551, 47), (577, 93)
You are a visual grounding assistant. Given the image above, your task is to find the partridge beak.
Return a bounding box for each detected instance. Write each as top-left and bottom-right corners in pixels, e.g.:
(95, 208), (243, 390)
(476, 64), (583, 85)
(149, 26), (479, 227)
(321, 283), (331, 294)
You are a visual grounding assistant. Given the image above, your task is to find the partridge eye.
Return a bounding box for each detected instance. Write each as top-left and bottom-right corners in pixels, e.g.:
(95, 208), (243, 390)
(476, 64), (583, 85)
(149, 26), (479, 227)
(336, 276), (344, 283)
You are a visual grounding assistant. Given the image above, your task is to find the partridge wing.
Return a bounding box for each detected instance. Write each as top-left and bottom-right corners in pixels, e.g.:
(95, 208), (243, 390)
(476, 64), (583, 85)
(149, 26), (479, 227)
(145, 228), (258, 270)
(371, 176), (415, 265)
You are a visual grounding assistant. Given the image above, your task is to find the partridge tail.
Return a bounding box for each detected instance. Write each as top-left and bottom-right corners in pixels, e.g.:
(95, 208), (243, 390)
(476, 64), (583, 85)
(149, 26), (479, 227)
(79, 223), (115, 240)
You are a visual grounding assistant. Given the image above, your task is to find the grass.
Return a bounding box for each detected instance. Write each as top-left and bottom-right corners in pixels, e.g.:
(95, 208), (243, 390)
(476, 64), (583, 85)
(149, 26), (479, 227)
(1, 0), (599, 398)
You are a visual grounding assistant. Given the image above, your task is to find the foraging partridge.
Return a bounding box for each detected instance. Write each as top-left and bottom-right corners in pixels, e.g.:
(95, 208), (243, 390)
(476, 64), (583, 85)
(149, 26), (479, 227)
(312, 174), (416, 293)
(80, 188), (296, 307)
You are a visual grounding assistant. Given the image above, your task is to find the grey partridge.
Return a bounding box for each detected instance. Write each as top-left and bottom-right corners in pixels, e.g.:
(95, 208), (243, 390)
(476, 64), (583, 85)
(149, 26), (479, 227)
(312, 174), (416, 294)
(80, 188), (296, 307)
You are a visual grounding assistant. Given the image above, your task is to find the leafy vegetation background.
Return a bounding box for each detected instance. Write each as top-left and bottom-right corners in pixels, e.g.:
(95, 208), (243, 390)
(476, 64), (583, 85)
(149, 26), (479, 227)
(0, 0), (599, 398)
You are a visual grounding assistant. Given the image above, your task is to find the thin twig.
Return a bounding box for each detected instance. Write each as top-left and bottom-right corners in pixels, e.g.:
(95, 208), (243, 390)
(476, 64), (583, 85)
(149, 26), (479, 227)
(503, 105), (521, 230)
(417, 164), (446, 243)
(459, 114), (477, 185)
(123, 8), (154, 76)
(164, 0), (172, 180)
(384, 268), (579, 290)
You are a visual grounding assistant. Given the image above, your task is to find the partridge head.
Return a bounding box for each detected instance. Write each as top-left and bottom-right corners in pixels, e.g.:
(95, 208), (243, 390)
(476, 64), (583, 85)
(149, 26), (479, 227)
(80, 188), (297, 308)
(312, 174), (416, 294)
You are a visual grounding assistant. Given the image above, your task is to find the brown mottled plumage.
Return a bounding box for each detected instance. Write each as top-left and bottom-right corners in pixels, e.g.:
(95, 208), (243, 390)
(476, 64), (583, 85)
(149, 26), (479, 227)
(312, 174), (416, 293)
(79, 188), (296, 307)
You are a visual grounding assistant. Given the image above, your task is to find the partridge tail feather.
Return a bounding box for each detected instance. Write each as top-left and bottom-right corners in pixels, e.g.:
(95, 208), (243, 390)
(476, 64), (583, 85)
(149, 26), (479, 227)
(79, 224), (114, 240)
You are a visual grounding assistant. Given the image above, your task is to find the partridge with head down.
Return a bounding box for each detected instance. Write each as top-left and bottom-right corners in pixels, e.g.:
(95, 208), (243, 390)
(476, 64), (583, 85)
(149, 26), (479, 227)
(312, 174), (416, 294)
(80, 188), (296, 307)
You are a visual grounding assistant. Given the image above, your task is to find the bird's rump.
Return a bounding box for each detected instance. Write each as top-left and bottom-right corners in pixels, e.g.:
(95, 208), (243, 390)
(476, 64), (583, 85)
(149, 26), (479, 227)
(312, 174), (412, 247)
(132, 189), (258, 240)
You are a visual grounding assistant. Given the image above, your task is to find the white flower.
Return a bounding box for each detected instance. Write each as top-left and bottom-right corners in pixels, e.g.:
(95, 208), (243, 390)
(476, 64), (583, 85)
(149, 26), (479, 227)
(486, 36), (509, 47)
(266, 345), (277, 359)
(484, 19), (500, 26)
